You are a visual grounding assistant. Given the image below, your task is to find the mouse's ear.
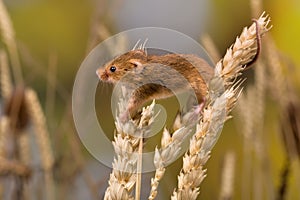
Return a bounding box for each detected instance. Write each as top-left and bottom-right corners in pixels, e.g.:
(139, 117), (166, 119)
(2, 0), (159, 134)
(129, 59), (143, 68)
(129, 59), (143, 73)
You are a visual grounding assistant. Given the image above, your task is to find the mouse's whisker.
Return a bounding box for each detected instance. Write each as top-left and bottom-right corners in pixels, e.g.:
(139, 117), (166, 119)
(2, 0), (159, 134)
(142, 38), (148, 51)
(132, 39), (141, 50)
(142, 38), (148, 54)
(138, 43), (143, 50)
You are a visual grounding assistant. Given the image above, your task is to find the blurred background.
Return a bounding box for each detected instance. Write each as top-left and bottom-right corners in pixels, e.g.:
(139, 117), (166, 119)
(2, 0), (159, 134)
(0, 0), (299, 199)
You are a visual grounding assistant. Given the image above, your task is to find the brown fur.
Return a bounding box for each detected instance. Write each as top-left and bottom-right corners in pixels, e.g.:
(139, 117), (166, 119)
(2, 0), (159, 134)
(96, 50), (214, 116)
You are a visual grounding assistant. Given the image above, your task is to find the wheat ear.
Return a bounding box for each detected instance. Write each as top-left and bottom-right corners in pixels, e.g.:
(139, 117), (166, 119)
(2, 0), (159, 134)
(104, 88), (156, 200)
(0, 50), (12, 100)
(0, 117), (9, 160)
(148, 107), (202, 200)
(25, 89), (55, 200)
(171, 12), (271, 200)
(0, 0), (23, 84)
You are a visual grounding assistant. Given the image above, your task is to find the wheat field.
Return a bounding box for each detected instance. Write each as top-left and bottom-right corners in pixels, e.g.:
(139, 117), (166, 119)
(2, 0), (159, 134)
(0, 0), (299, 199)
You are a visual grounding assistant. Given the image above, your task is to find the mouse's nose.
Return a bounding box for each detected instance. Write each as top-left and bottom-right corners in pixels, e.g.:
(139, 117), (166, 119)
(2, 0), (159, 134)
(96, 68), (108, 81)
(96, 69), (102, 79)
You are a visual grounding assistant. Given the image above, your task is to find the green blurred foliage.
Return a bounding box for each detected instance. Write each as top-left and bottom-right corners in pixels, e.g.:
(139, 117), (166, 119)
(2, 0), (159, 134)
(9, 0), (91, 87)
(265, 0), (300, 64)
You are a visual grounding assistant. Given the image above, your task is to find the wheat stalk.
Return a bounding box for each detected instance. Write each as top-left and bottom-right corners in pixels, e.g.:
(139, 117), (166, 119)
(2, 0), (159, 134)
(265, 37), (288, 108)
(18, 130), (31, 200)
(0, 0), (23, 84)
(171, 12), (271, 200)
(200, 34), (221, 64)
(219, 152), (235, 200)
(250, 3), (274, 197)
(237, 87), (256, 200)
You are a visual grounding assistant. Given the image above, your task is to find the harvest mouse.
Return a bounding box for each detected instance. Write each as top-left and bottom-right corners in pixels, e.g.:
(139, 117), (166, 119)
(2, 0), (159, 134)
(96, 43), (214, 119)
(96, 20), (262, 120)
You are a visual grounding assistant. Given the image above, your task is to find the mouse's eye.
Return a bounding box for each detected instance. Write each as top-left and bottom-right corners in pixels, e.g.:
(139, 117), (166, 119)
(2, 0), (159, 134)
(110, 66), (116, 72)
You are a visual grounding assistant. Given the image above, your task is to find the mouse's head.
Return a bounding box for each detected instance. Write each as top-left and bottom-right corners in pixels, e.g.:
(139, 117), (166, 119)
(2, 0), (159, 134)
(96, 49), (147, 84)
